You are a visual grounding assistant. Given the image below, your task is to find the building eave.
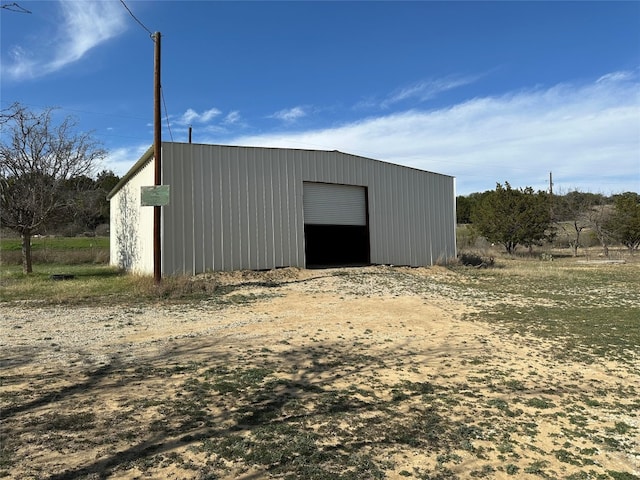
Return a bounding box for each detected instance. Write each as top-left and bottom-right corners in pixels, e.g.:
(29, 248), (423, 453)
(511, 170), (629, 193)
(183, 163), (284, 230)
(106, 145), (154, 200)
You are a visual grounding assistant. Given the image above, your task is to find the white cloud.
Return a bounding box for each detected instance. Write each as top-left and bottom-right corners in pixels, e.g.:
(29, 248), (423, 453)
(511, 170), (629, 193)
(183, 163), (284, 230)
(226, 73), (640, 195)
(176, 107), (222, 125)
(381, 74), (482, 108)
(223, 111), (242, 125)
(103, 144), (151, 177)
(597, 71), (634, 84)
(168, 110), (244, 143)
(5, 1), (127, 80)
(270, 106), (307, 123)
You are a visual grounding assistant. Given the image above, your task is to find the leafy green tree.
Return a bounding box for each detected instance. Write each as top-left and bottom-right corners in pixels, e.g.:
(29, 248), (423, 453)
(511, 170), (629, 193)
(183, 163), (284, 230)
(61, 170), (120, 233)
(0, 103), (106, 273)
(456, 192), (484, 224)
(96, 169), (120, 192)
(94, 170), (120, 226)
(607, 192), (640, 253)
(59, 174), (99, 234)
(471, 182), (553, 254)
(456, 195), (472, 224)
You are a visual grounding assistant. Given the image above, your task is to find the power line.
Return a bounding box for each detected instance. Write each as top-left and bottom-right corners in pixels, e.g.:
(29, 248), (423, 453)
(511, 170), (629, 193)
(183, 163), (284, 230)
(119, 0), (153, 38)
(7, 0), (176, 145)
(0, 101), (151, 122)
(161, 86), (174, 142)
(117, 2), (174, 142)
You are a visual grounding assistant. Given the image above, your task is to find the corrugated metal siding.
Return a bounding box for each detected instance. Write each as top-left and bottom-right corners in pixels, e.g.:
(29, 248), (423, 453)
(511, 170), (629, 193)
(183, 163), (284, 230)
(163, 144), (304, 274)
(160, 143), (455, 274)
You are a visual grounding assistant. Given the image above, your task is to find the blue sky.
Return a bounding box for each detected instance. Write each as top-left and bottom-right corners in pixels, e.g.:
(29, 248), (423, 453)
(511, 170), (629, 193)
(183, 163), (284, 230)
(1, 0), (639, 195)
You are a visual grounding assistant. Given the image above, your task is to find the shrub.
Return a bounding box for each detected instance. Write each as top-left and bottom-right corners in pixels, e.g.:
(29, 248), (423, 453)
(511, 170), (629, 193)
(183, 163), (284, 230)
(457, 252), (495, 268)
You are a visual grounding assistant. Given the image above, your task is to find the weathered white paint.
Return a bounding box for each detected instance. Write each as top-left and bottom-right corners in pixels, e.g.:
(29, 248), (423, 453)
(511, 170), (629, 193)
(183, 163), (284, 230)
(109, 153), (155, 274)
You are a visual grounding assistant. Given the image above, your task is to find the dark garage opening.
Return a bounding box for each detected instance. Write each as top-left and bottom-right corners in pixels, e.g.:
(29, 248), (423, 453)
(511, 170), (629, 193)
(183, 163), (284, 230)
(304, 224), (370, 268)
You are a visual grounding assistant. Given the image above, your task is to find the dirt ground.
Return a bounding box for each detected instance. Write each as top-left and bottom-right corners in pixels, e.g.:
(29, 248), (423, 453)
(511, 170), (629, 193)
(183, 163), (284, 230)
(1, 266), (638, 479)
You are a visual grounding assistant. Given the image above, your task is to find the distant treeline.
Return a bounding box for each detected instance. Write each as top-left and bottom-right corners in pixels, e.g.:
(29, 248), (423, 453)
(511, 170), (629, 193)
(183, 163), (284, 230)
(10, 172), (637, 258)
(6, 170), (121, 237)
(456, 186), (640, 255)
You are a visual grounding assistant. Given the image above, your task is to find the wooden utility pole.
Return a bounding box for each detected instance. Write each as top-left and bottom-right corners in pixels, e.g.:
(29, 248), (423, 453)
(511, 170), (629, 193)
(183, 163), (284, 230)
(153, 31), (162, 284)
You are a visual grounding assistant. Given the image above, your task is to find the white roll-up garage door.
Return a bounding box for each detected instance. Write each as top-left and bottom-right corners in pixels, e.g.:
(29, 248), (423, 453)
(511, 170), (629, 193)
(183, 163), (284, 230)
(303, 182), (367, 226)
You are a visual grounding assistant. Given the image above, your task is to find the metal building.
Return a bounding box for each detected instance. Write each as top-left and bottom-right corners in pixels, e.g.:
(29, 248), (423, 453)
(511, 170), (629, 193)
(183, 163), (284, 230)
(108, 142), (456, 275)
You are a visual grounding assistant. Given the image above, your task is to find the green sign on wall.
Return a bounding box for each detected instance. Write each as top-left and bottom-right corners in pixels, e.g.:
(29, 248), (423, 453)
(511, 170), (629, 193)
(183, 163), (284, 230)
(141, 185), (170, 206)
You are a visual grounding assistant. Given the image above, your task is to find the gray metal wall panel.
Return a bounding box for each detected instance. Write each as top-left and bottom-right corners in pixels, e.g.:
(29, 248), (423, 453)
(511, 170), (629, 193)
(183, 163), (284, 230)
(391, 166), (403, 265)
(187, 150), (196, 273)
(368, 160), (386, 264)
(403, 168), (414, 265)
(159, 143), (455, 274)
(219, 152), (231, 270)
(210, 151), (222, 271)
(373, 160), (386, 264)
(291, 153), (305, 266)
(282, 151), (295, 267)
(230, 149), (241, 269)
(163, 143), (180, 274)
(414, 172), (422, 264)
(238, 151), (250, 269)
(436, 179), (445, 261)
(434, 177), (444, 261)
(161, 156), (174, 273)
(263, 158), (276, 269)
(259, 156), (269, 269)
(427, 174), (436, 264)
(248, 151), (259, 267)
(418, 171), (430, 265)
(270, 158), (283, 267)
(193, 152), (205, 273)
(204, 150), (215, 270)
(186, 149), (194, 273)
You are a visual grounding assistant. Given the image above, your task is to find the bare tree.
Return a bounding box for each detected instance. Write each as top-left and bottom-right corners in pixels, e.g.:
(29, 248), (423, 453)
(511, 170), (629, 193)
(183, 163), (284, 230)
(587, 204), (614, 258)
(0, 103), (106, 273)
(554, 190), (606, 257)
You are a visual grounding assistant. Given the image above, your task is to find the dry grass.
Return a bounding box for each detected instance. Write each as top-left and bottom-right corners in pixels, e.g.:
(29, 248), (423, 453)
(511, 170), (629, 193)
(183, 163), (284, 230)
(1, 254), (639, 479)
